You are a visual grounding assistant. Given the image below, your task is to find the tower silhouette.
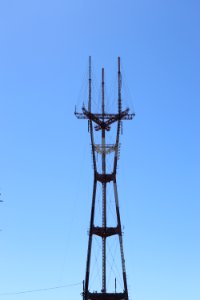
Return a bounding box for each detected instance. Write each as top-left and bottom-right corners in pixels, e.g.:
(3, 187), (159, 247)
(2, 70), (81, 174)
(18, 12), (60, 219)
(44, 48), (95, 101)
(75, 57), (134, 300)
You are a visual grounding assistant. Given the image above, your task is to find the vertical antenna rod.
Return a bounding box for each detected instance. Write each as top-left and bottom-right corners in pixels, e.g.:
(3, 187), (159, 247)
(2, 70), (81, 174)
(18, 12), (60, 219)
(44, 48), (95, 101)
(101, 67), (107, 292)
(118, 57), (122, 114)
(113, 57), (122, 174)
(88, 56), (92, 112)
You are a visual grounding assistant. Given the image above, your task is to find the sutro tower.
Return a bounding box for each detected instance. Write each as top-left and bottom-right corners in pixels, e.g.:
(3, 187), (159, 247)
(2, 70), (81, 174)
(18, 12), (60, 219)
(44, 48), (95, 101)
(75, 57), (134, 300)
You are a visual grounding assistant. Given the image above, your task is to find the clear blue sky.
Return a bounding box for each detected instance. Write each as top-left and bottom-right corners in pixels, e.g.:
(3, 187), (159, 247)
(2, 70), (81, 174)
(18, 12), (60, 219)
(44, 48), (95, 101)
(0, 1), (200, 300)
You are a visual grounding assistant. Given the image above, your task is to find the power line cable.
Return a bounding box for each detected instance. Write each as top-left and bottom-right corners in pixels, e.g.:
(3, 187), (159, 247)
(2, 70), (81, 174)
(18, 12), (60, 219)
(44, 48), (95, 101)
(0, 281), (82, 297)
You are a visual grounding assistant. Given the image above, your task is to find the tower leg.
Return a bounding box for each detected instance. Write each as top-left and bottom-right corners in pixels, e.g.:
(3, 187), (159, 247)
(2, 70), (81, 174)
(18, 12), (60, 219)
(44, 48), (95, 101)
(113, 179), (128, 298)
(85, 179), (97, 298)
(102, 182), (106, 292)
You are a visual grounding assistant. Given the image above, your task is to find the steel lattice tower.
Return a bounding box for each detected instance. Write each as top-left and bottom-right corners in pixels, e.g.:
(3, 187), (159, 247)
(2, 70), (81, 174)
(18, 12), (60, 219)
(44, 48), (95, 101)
(75, 57), (134, 300)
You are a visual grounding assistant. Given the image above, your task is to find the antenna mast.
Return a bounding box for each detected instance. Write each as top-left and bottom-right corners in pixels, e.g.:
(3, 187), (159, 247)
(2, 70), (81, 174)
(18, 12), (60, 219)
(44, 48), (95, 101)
(75, 57), (135, 300)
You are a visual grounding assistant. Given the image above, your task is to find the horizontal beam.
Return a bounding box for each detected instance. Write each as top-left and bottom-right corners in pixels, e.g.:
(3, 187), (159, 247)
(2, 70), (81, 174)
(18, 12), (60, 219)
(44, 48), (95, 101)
(94, 144), (118, 155)
(96, 172), (115, 183)
(87, 292), (128, 300)
(75, 112), (135, 120)
(91, 226), (120, 238)
(75, 107), (135, 132)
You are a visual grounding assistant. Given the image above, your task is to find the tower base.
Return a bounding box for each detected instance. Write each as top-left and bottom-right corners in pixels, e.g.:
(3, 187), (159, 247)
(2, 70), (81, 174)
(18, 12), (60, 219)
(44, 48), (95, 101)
(85, 292), (128, 300)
